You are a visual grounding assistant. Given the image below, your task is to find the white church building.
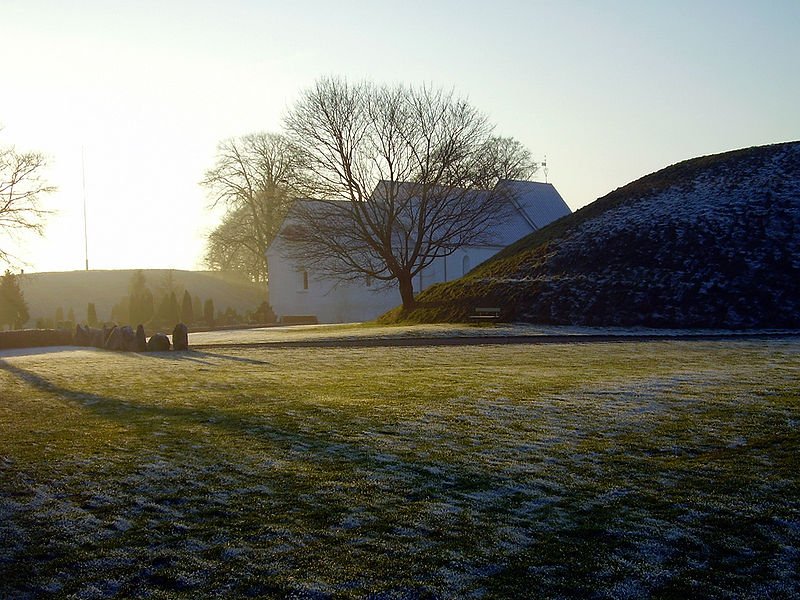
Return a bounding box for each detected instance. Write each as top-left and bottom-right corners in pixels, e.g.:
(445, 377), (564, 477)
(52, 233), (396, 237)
(266, 180), (571, 323)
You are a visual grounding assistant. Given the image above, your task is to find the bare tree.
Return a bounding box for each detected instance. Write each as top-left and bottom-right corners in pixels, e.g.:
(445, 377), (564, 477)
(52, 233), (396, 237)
(281, 78), (537, 310)
(204, 206), (268, 282)
(0, 133), (56, 264)
(201, 132), (305, 282)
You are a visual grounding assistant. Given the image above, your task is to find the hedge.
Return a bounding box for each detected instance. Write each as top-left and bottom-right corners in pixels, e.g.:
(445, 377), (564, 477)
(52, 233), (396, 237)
(0, 329), (74, 351)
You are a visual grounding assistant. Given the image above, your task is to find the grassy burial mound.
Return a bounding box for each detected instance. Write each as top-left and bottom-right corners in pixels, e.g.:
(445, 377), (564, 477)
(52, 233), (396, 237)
(386, 141), (800, 328)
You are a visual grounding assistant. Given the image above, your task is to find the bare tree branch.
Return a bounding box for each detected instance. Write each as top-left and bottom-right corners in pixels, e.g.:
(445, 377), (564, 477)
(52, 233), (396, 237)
(282, 78), (538, 310)
(201, 132), (306, 282)
(0, 134), (56, 265)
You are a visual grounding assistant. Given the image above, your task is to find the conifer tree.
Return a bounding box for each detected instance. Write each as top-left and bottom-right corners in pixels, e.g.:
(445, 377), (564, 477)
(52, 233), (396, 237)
(167, 291), (180, 325)
(156, 291), (180, 327)
(87, 302), (98, 327)
(181, 290), (194, 324)
(140, 288), (155, 324)
(110, 297), (129, 324)
(55, 306), (64, 324)
(0, 270), (29, 330)
(193, 295), (202, 322)
(129, 270), (154, 325)
(203, 298), (215, 326)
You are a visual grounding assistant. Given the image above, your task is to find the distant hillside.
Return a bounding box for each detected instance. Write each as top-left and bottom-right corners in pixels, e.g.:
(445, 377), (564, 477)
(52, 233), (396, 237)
(19, 269), (266, 324)
(385, 141), (800, 328)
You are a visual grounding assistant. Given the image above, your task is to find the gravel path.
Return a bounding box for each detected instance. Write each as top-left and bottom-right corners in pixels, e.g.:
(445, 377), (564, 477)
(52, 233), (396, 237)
(189, 324), (800, 350)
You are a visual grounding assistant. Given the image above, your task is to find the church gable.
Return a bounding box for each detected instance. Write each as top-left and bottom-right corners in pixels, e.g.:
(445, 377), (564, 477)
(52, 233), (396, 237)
(266, 180), (570, 323)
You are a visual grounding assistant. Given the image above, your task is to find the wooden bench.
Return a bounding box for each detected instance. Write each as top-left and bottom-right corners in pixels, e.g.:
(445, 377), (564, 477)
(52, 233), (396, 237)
(280, 315), (319, 325)
(469, 307), (501, 321)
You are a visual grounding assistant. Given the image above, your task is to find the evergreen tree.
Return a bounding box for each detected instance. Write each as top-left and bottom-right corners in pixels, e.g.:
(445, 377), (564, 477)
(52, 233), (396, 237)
(67, 307), (75, 324)
(157, 270), (179, 299)
(87, 302), (98, 327)
(181, 290), (194, 324)
(155, 294), (167, 326)
(156, 291), (180, 327)
(0, 270), (29, 330)
(55, 306), (64, 324)
(140, 288), (154, 324)
(203, 298), (215, 326)
(35, 317), (54, 329)
(110, 297), (129, 324)
(129, 270), (147, 294)
(223, 306), (241, 325)
(254, 301), (276, 324)
(167, 291), (180, 325)
(193, 295), (202, 322)
(128, 270), (154, 325)
(129, 295), (140, 325)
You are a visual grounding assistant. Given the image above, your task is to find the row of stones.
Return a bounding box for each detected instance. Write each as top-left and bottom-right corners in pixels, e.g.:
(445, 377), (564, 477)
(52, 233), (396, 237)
(74, 323), (189, 352)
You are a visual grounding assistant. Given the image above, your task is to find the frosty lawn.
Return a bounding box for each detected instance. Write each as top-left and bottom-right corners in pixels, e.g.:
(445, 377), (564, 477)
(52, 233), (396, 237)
(1, 338), (798, 598)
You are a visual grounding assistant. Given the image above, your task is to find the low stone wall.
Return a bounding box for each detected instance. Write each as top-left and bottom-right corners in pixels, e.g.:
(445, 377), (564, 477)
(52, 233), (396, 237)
(0, 329), (74, 350)
(0, 323), (191, 352)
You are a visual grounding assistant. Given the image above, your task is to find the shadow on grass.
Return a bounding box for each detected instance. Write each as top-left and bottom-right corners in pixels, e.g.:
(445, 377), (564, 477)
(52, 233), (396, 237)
(0, 357), (427, 482)
(0, 358), (281, 442)
(0, 357), (523, 498)
(142, 350), (272, 366)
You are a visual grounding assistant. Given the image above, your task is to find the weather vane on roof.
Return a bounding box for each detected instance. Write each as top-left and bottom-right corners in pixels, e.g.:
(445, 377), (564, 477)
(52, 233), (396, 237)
(542, 155), (549, 184)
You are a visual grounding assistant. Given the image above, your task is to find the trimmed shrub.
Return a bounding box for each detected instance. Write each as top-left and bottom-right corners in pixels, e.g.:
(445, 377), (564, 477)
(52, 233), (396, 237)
(0, 328), (74, 350)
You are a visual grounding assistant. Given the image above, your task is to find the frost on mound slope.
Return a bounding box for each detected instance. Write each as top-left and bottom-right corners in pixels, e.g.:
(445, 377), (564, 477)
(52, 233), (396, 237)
(413, 141), (800, 328)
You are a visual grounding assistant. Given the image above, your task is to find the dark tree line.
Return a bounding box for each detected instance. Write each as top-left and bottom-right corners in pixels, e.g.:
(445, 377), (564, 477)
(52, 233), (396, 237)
(110, 271), (208, 328)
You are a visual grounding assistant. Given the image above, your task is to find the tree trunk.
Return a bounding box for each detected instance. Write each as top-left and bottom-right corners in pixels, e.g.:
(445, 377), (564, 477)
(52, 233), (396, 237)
(398, 273), (416, 310)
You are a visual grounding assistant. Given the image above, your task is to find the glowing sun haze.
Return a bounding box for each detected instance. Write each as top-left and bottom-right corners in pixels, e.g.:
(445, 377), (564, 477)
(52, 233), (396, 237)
(1, 0), (798, 273)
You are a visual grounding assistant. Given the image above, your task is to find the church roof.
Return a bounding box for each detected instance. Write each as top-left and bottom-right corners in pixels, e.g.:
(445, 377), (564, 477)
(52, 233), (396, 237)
(489, 180), (571, 246)
(268, 179), (571, 253)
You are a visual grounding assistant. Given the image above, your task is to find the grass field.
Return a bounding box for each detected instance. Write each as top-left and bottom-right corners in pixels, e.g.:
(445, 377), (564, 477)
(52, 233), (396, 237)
(1, 337), (799, 598)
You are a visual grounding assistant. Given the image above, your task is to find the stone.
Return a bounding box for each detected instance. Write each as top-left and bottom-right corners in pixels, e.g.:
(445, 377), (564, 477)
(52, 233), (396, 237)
(172, 323), (189, 351)
(89, 327), (105, 348)
(146, 332), (170, 352)
(105, 326), (123, 351)
(74, 324), (90, 346)
(120, 326), (136, 351)
(134, 325), (147, 352)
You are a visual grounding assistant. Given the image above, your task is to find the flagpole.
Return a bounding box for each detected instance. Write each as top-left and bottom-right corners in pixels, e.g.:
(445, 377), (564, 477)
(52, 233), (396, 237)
(81, 147), (89, 271)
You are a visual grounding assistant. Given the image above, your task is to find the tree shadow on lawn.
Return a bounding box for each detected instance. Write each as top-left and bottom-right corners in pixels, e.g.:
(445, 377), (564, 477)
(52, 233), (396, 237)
(0, 345), (86, 359)
(137, 350), (272, 366)
(0, 357), (439, 481)
(0, 358), (284, 443)
(0, 357), (529, 499)
(4, 360), (794, 598)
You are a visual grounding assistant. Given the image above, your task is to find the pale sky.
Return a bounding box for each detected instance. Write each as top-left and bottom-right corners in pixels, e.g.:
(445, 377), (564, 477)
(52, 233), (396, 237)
(1, 0), (798, 273)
